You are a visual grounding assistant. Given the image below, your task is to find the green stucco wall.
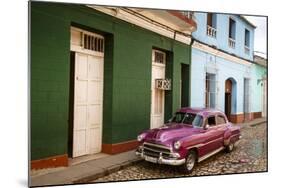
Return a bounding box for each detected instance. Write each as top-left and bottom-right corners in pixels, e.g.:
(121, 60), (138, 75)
(251, 64), (267, 113)
(31, 2), (191, 160)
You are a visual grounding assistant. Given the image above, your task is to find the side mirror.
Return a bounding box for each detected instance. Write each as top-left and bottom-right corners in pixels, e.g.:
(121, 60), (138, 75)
(204, 124), (210, 130)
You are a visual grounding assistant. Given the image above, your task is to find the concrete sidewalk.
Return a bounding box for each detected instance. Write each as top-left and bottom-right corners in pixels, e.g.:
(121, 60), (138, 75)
(30, 117), (267, 187)
(30, 150), (141, 187)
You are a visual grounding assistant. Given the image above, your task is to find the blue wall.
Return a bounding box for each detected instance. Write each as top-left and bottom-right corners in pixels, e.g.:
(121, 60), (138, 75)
(190, 48), (264, 114)
(192, 13), (255, 61)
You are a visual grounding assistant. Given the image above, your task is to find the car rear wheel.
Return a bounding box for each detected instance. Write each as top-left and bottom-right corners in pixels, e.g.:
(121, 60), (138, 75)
(226, 142), (234, 153)
(182, 150), (197, 173)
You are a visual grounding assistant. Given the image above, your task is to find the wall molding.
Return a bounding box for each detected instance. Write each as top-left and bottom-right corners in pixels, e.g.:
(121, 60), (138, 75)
(192, 40), (253, 67)
(88, 6), (192, 45)
(102, 140), (139, 154)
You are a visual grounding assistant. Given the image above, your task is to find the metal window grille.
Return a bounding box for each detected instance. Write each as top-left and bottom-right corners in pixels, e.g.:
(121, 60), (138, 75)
(83, 33), (104, 53)
(154, 51), (165, 64)
(155, 79), (171, 90)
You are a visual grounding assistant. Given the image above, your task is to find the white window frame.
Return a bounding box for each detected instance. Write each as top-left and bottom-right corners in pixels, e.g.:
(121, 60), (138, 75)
(70, 26), (104, 57)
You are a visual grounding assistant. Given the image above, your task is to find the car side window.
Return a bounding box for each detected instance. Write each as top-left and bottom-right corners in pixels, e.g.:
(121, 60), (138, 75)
(217, 115), (226, 125)
(207, 116), (216, 126)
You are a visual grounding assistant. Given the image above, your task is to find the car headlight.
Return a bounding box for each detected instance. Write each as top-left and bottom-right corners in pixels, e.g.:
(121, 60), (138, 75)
(137, 134), (144, 142)
(174, 141), (182, 149)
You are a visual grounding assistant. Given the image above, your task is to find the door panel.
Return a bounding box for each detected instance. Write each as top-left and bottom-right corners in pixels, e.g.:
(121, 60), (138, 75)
(76, 81), (87, 103)
(199, 127), (220, 156)
(73, 130), (87, 156)
(151, 64), (165, 129)
(225, 93), (231, 120)
(76, 54), (88, 79)
(73, 51), (103, 157)
(198, 116), (223, 156)
(181, 64), (189, 107)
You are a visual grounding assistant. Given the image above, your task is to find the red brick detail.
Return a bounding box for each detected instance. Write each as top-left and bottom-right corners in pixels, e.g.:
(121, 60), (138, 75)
(167, 10), (197, 28)
(253, 112), (262, 119)
(229, 114), (245, 123)
(102, 140), (139, 154)
(229, 112), (262, 123)
(31, 154), (68, 170)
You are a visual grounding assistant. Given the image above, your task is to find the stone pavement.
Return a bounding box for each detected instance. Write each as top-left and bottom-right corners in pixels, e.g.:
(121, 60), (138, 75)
(30, 117), (266, 187)
(93, 118), (267, 182)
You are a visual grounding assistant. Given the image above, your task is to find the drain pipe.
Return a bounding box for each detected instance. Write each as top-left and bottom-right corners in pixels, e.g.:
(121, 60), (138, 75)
(171, 31), (177, 51)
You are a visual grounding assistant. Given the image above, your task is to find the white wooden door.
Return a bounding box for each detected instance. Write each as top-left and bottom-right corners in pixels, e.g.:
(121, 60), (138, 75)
(151, 50), (166, 129)
(73, 52), (104, 157)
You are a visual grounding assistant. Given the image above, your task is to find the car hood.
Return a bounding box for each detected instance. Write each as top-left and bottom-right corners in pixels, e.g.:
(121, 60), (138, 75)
(143, 123), (200, 144)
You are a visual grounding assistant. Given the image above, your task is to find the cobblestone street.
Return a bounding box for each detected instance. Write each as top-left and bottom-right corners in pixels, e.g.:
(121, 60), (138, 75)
(93, 122), (267, 182)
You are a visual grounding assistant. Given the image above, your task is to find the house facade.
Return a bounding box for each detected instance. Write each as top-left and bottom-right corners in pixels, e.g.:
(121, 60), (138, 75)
(190, 12), (264, 123)
(30, 2), (196, 169)
(253, 55), (267, 118)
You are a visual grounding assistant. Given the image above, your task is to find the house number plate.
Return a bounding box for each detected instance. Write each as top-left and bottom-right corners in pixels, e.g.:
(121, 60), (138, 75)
(145, 156), (157, 163)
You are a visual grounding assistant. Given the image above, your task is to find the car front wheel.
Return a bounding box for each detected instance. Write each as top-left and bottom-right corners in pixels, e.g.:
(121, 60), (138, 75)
(226, 142), (234, 153)
(182, 150), (197, 173)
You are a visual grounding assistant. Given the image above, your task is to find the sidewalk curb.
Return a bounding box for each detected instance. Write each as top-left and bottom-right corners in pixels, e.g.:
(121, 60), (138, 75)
(250, 121), (267, 127)
(239, 119), (267, 130)
(72, 158), (142, 183)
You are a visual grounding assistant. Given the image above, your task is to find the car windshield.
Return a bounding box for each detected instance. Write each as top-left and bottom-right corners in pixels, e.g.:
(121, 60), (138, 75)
(170, 112), (203, 127)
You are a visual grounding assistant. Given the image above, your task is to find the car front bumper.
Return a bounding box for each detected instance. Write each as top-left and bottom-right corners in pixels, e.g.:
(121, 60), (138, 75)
(135, 150), (185, 166)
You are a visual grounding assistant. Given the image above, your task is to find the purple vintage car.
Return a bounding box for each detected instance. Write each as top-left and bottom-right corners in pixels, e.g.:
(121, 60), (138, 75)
(136, 107), (241, 173)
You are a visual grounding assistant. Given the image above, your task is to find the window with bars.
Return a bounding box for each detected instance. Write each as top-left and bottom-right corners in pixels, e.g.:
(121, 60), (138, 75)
(244, 29), (250, 54)
(205, 73), (217, 108)
(228, 18), (236, 48)
(153, 50), (166, 64)
(71, 28), (104, 53)
(83, 33), (104, 53)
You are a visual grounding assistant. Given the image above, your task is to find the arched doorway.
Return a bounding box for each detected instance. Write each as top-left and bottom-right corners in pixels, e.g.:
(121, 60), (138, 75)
(225, 78), (237, 121)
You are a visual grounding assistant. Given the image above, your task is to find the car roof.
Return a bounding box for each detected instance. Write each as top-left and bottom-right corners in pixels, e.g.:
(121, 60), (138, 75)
(177, 107), (225, 118)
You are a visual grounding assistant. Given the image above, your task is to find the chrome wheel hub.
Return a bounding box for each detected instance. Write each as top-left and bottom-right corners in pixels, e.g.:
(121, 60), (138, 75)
(186, 154), (195, 170)
(229, 143), (234, 151)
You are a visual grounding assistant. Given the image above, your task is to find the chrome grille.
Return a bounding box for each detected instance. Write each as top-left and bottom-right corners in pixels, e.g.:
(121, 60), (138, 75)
(143, 142), (171, 158)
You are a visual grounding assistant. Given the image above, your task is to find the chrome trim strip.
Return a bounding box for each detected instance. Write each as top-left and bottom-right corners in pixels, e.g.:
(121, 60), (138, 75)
(158, 158), (185, 166)
(230, 133), (241, 138)
(143, 146), (171, 154)
(198, 146), (224, 162)
(186, 137), (223, 149)
(186, 143), (204, 149)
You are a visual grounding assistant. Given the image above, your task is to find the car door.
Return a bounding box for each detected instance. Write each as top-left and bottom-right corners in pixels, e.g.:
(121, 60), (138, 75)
(215, 114), (228, 148)
(198, 115), (221, 155)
